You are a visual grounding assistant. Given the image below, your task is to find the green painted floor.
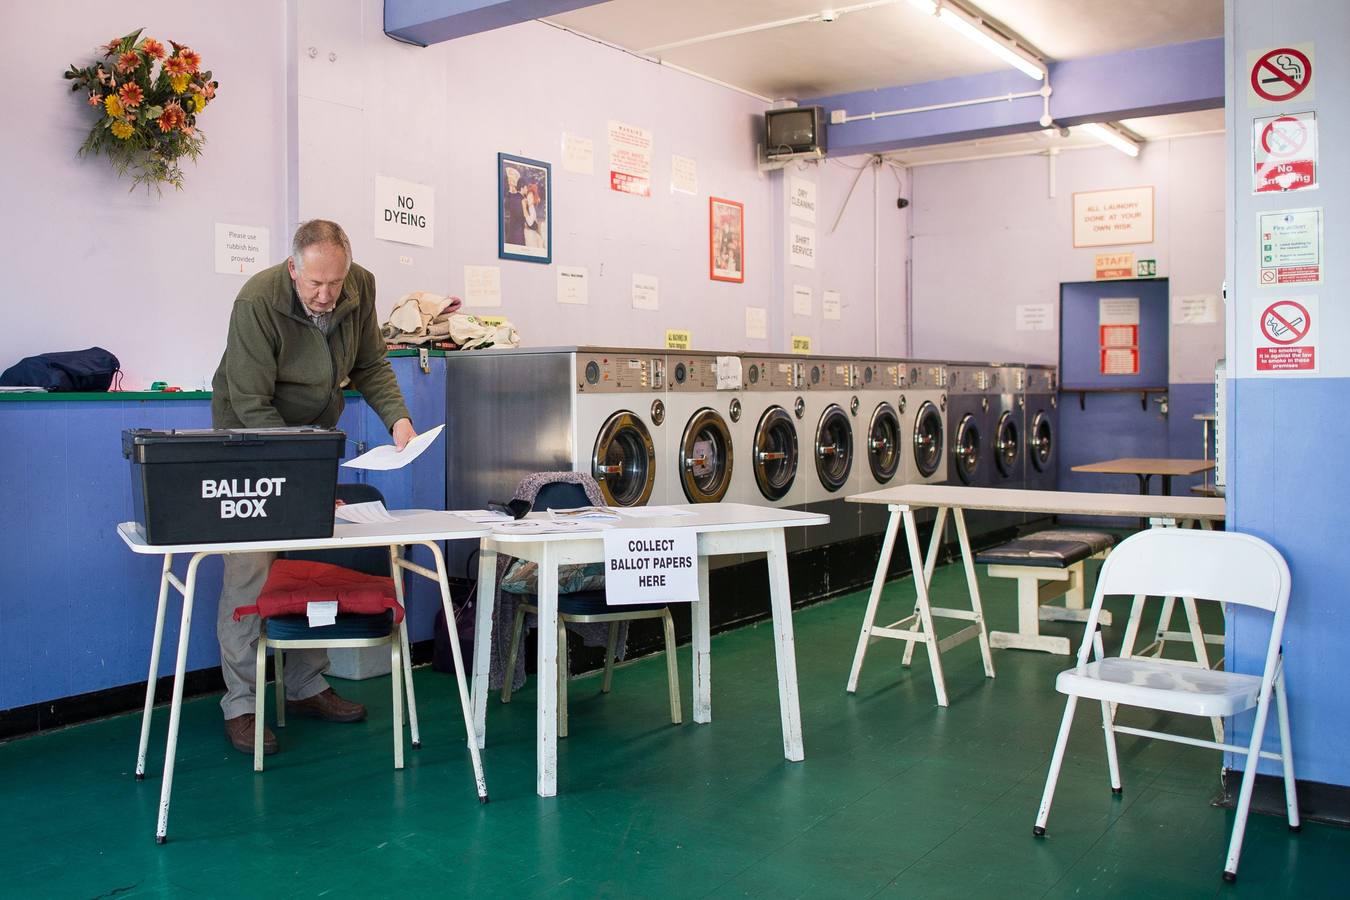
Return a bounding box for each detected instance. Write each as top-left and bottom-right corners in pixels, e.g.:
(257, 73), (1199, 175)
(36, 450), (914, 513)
(4, 559), (1343, 898)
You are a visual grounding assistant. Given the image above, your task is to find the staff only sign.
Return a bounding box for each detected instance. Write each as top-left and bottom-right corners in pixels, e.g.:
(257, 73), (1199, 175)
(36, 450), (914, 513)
(602, 529), (698, 605)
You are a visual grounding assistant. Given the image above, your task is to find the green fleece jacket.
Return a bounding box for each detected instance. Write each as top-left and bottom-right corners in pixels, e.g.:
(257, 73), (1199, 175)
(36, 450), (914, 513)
(210, 260), (411, 432)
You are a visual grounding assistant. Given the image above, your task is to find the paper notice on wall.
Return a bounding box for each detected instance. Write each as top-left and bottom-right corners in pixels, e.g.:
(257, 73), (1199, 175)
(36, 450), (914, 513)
(671, 155), (698, 195)
(1072, 186), (1154, 247)
(1172, 294), (1218, 325)
(608, 120), (652, 197)
(793, 284), (813, 316)
(1015, 303), (1053, 331)
(556, 266), (589, 305)
(823, 290), (841, 321)
(214, 223), (269, 276)
(788, 221), (816, 268)
(464, 265), (502, 307)
(562, 133), (594, 175)
(716, 356), (743, 390)
(1254, 296), (1318, 374)
(791, 335), (812, 354)
(666, 329), (691, 350)
(1100, 325), (1138, 348)
(373, 175), (435, 247)
(1099, 297), (1140, 326)
(745, 307), (767, 340)
(789, 177), (817, 223)
(602, 529), (698, 605)
(632, 273), (659, 311)
(1259, 207), (1323, 285)
(1100, 348), (1139, 375)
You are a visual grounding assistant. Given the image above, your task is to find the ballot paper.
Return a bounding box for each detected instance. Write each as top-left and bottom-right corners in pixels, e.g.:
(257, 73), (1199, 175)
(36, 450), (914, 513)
(334, 500), (398, 524)
(306, 600), (338, 628)
(491, 518), (610, 535)
(548, 506), (621, 521)
(449, 509), (515, 524)
(614, 505), (698, 518)
(342, 424), (445, 471)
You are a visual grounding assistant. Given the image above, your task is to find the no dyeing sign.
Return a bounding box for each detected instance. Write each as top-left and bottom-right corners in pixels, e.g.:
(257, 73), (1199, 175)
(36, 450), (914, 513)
(603, 529), (699, 605)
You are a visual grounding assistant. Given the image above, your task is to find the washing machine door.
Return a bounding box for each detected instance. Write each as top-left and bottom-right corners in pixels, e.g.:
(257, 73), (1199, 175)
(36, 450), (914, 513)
(866, 402), (901, 483)
(994, 411), (1020, 478)
(953, 413), (982, 485)
(1029, 409), (1054, 473)
(753, 406), (798, 501)
(913, 400), (944, 478)
(591, 411), (656, 507)
(815, 404), (854, 492)
(679, 407), (733, 502)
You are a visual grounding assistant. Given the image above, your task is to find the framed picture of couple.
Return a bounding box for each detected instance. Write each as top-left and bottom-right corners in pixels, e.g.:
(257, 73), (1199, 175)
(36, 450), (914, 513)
(498, 152), (551, 264)
(709, 197), (744, 283)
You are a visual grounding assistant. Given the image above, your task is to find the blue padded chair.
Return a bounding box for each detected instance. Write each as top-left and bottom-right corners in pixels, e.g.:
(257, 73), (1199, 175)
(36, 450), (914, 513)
(500, 477), (681, 737)
(252, 483), (418, 772)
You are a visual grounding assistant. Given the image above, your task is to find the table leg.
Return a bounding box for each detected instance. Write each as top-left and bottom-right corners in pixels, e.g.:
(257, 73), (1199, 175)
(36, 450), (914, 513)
(1136, 474), (1152, 495)
(846, 509), (901, 693)
(952, 509), (995, 679)
(1161, 474), (1174, 496)
(902, 507), (949, 707)
(155, 552), (205, 844)
(387, 546), (420, 750)
(425, 542), (489, 803)
(765, 528), (804, 762)
(903, 506), (947, 669)
(535, 543), (559, 797)
(471, 547), (498, 750)
(692, 553), (712, 724)
(136, 554), (174, 780)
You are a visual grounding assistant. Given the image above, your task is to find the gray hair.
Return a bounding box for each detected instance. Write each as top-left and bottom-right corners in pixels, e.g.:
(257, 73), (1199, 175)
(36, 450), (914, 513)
(290, 220), (352, 272)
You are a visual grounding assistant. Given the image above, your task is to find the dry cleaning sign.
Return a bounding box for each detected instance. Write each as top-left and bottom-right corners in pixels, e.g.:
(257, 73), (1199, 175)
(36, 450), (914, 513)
(602, 529), (698, 605)
(374, 175), (435, 248)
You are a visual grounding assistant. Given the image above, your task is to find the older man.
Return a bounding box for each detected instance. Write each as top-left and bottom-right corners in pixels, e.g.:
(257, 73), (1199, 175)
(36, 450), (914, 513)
(211, 219), (415, 755)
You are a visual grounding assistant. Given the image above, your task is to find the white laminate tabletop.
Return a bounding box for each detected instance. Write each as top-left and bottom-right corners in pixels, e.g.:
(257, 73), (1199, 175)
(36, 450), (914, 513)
(482, 502), (829, 543)
(846, 484), (1225, 521)
(117, 510), (491, 555)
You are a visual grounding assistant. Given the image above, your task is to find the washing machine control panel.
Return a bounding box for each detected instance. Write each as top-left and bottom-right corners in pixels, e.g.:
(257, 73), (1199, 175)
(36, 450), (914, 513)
(577, 355), (665, 392)
(862, 363), (904, 390)
(669, 356), (720, 390)
(827, 363), (859, 389)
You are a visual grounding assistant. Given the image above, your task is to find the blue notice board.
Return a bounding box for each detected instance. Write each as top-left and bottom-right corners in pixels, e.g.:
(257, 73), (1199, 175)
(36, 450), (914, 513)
(1059, 279), (1170, 389)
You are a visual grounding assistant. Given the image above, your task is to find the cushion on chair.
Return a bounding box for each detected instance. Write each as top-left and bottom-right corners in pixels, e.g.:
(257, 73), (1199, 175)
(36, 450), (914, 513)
(976, 530), (1115, 568)
(233, 559), (404, 623)
(1056, 657), (1261, 718)
(265, 610), (396, 641)
(521, 589), (668, 616)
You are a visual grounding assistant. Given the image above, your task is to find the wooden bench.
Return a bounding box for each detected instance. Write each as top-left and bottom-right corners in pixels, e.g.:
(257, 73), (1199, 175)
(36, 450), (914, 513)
(975, 530), (1115, 655)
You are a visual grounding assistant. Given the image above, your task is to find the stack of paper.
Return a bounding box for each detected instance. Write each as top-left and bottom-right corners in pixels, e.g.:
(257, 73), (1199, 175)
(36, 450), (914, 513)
(548, 506), (620, 521)
(334, 500), (398, 524)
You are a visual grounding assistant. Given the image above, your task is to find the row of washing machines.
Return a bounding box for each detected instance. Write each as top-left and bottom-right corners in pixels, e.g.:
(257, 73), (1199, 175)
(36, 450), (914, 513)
(443, 347), (1058, 548)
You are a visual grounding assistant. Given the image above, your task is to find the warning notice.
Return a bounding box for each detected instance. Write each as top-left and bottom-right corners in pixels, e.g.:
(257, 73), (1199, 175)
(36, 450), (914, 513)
(1248, 45), (1313, 105)
(1253, 112), (1318, 194)
(1259, 207), (1323, 285)
(1254, 296), (1318, 374)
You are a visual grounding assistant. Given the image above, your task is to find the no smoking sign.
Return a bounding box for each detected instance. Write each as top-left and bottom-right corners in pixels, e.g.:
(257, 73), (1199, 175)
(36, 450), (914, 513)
(1255, 296), (1318, 374)
(1248, 45), (1314, 104)
(1253, 112), (1317, 193)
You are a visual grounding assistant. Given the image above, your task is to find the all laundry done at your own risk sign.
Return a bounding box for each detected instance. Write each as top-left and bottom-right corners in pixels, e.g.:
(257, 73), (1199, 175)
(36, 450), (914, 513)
(602, 529), (698, 605)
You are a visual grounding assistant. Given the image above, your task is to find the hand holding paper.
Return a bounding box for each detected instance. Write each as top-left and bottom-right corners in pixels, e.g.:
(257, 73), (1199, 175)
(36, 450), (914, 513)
(342, 424), (445, 471)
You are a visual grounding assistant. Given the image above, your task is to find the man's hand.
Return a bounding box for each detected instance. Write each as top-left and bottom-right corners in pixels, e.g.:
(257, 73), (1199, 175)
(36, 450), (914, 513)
(392, 417), (416, 450)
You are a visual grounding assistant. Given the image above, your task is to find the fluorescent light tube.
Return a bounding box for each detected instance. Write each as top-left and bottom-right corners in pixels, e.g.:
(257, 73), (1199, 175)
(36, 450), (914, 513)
(907, 0), (1046, 81)
(1080, 122), (1141, 157)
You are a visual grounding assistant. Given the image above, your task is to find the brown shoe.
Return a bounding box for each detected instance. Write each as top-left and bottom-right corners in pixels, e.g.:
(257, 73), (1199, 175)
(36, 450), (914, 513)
(225, 713), (278, 755)
(287, 688), (367, 723)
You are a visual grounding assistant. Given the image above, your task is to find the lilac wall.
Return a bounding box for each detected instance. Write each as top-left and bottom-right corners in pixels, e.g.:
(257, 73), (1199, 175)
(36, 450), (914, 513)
(908, 137), (1225, 381)
(0, 2), (289, 390)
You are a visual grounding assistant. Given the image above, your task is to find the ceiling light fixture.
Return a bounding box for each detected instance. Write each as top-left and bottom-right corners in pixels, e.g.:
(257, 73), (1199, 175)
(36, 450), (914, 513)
(907, 0), (1046, 81)
(1079, 121), (1141, 157)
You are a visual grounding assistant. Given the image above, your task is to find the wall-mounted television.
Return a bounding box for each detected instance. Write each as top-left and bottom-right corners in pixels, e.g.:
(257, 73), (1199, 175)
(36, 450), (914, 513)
(765, 106), (826, 158)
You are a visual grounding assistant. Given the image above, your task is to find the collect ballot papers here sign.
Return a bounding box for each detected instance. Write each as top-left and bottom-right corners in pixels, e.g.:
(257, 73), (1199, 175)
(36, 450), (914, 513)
(602, 529), (698, 605)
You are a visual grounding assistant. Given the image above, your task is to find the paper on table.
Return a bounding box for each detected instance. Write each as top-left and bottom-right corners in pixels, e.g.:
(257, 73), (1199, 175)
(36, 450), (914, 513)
(342, 424), (444, 471)
(491, 518), (610, 534)
(450, 509), (514, 524)
(334, 500), (398, 524)
(615, 505), (697, 518)
(307, 600), (338, 628)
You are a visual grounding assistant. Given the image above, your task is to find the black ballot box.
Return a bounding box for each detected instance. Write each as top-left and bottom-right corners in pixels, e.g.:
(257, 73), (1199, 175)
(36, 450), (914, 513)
(122, 428), (346, 545)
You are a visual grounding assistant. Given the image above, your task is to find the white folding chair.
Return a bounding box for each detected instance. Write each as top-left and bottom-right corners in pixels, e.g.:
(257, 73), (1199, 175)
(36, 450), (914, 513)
(1032, 528), (1298, 884)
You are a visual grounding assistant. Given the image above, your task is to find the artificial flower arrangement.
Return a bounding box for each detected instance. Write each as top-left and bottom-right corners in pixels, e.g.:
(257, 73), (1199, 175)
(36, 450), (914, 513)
(64, 29), (219, 191)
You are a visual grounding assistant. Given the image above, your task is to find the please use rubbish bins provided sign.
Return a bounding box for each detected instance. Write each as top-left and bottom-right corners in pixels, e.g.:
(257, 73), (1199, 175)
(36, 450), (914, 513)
(602, 529), (699, 605)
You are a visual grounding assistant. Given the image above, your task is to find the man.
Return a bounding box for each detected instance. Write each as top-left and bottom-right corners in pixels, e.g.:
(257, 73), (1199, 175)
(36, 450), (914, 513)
(211, 219), (416, 755)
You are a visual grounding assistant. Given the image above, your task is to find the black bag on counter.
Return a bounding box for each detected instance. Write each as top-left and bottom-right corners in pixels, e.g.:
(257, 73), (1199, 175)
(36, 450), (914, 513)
(0, 347), (122, 392)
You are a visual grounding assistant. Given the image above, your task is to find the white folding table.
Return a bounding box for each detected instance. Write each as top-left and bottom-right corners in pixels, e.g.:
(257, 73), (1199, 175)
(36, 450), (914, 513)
(843, 484), (1226, 708)
(117, 510), (490, 843)
(469, 502), (828, 798)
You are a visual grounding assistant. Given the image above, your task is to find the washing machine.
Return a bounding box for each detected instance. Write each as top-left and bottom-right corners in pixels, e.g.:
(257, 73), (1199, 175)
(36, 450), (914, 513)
(855, 358), (906, 537)
(798, 357), (860, 548)
(576, 350), (669, 508)
(664, 352), (738, 505)
(945, 363), (991, 489)
(902, 360), (948, 486)
(1023, 364), (1059, 493)
(740, 355), (806, 509)
(979, 364), (1025, 536)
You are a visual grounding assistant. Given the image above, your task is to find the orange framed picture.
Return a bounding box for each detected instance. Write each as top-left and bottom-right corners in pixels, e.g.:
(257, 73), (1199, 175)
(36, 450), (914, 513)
(709, 197), (744, 283)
